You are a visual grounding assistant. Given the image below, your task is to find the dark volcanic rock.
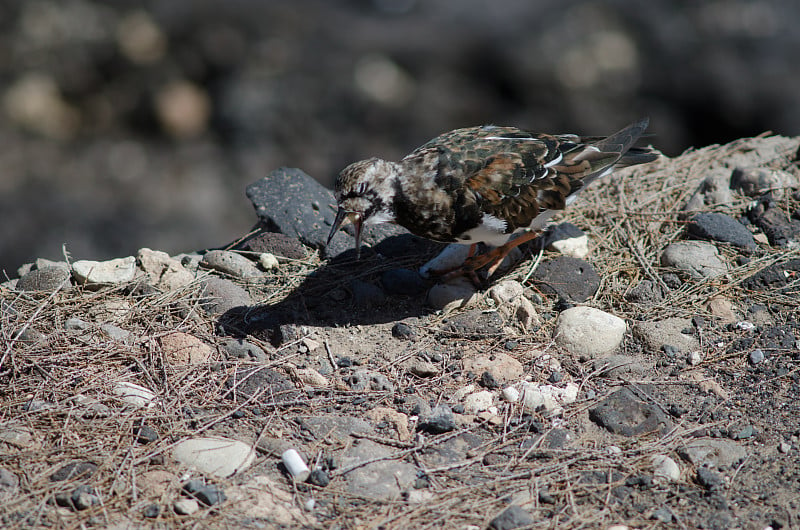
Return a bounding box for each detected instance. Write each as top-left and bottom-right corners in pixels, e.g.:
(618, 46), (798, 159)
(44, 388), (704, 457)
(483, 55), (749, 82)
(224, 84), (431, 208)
(223, 367), (296, 403)
(742, 259), (800, 294)
(588, 388), (671, 436)
(688, 212), (756, 250)
(747, 199), (800, 247)
(531, 256), (600, 302)
(16, 265), (71, 292)
(246, 168), (400, 258)
(243, 231), (308, 259)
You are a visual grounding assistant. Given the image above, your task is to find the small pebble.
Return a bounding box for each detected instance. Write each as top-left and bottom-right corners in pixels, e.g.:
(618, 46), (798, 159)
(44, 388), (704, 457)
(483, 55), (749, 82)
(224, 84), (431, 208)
(391, 322), (415, 340)
(174, 498), (200, 515)
(143, 504), (160, 518)
(749, 348), (765, 365)
(779, 441), (791, 453)
(308, 469), (330, 487)
(687, 351), (704, 365)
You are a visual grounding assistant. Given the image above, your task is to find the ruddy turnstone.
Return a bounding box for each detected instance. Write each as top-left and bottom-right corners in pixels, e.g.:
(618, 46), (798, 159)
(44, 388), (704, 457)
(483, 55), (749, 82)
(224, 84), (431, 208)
(327, 118), (657, 279)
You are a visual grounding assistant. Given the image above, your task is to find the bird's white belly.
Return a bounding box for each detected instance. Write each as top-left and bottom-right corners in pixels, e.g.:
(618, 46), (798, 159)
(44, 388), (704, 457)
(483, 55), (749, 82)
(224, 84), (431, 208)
(455, 210), (556, 246)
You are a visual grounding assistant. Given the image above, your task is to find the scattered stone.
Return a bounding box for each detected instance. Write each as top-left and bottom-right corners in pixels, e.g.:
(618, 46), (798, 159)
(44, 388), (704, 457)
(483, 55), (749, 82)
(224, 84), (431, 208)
(200, 250), (261, 278)
(707, 297), (740, 323)
(199, 276), (252, 315)
(133, 423), (158, 444)
(730, 166), (796, 199)
(224, 366), (295, 402)
(381, 268), (427, 295)
(225, 475), (307, 525)
(182, 480), (227, 506)
(444, 309), (503, 337)
(426, 277), (478, 311)
(554, 306), (626, 358)
(72, 256), (137, 287)
(16, 265), (71, 292)
(160, 331), (214, 365)
(592, 354), (648, 379)
(545, 222), (590, 259)
(687, 350), (704, 365)
(391, 322), (416, 340)
(70, 485), (99, 510)
(749, 348), (765, 365)
(113, 381), (157, 408)
(296, 368), (328, 387)
(0, 468), (20, 500)
(339, 439), (416, 500)
(731, 425), (755, 440)
(626, 279), (664, 305)
(520, 382), (579, 415)
(685, 169), (734, 209)
(220, 338), (268, 362)
(296, 415), (373, 441)
(747, 198), (800, 247)
(173, 498), (200, 515)
(489, 505), (534, 530)
(687, 212), (756, 250)
(464, 390), (495, 414)
(350, 280), (386, 307)
(588, 388), (671, 436)
(651, 455), (680, 484)
(779, 441), (791, 454)
(365, 407), (412, 441)
(136, 248), (195, 290)
(258, 252), (279, 270)
(410, 360), (439, 378)
(660, 241), (729, 279)
(677, 438), (746, 469)
(0, 422), (38, 452)
(462, 353), (524, 384)
(696, 467), (724, 490)
(652, 506), (674, 523)
(143, 504), (160, 518)
(531, 256), (600, 302)
(243, 231), (308, 259)
(742, 258), (800, 294)
(172, 436), (256, 478)
(50, 461), (97, 482)
(308, 469), (330, 487)
(419, 405), (456, 434)
(489, 280), (524, 305)
(71, 394), (112, 418)
(99, 323), (134, 343)
(633, 318), (700, 354)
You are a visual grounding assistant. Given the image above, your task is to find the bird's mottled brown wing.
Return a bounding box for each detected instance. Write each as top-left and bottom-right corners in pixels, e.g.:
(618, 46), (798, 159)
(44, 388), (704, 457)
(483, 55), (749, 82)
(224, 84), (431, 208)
(419, 121), (649, 233)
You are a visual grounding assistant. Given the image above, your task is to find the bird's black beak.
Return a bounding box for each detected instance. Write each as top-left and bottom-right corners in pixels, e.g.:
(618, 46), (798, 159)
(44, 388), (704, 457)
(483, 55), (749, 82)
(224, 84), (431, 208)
(327, 209), (364, 259)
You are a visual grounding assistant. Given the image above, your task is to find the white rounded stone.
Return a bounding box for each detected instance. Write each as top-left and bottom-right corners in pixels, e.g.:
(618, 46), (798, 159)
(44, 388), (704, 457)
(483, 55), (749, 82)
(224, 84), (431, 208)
(502, 386), (520, 403)
(652, 454), (681, 483)
(72, 256), (136, 286)
(554, 306), (626, 357)
(464, 390), (494, 414)
(172, 436), (256, 478)
(112, 381), (157, 408)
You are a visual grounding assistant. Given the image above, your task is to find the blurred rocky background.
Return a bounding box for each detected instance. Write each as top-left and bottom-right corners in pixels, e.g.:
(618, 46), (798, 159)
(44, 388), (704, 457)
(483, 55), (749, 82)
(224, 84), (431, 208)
(1, 0), (798, 275)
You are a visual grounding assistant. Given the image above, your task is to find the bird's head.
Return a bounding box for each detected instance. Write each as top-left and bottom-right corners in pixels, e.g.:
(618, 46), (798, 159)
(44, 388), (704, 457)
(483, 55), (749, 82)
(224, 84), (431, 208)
(327, 158), (397, 258)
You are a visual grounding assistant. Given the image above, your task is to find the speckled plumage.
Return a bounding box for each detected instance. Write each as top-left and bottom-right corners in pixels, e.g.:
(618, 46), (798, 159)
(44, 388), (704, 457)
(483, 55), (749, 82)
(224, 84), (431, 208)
(328, 118), (657, 275)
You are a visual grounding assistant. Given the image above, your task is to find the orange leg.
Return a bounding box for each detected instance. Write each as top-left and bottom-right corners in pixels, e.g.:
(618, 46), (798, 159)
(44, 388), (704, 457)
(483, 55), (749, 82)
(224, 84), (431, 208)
(435, 231), (541, 284)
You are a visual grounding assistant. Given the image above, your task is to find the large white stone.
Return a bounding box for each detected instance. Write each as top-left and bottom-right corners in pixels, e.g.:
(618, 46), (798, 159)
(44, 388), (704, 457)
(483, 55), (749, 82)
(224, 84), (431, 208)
(172, 436), (256, 478)
(72, 257), (136, 286)
(112, 382), (157, 408)
(555, 306), (626, 357)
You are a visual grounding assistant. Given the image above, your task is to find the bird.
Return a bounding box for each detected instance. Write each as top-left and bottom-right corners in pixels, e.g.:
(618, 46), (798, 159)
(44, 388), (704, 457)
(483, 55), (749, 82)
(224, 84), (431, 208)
(327, 118), (658, 281)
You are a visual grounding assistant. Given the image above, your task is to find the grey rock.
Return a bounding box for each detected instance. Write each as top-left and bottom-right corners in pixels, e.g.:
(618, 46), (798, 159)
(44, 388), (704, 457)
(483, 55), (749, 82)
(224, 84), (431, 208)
(72, 256), (136, 286)
(50, 461), (97, 482)
(345, 369), (394, 392)
(391, 322), (416, 340)
(409, 360), (439, 378)
(554, 306), (626, 358)
(173, 498), (200, 515)
(200, 250), (261, 278)
(652, 506), (674, 523)
(677, 438), (746, 469)
(685, 169), (733, 209)
(243, 231), (308, 259)
(0, 467), (19, 500)
(100, 323), (133, 343)
(309, 468), (330, 487)
(16, 265), (71, 292)
(172, 437), (256, 478)
(633, 318), (700, 354)
(199, 276), (252, 315)
(531, 256), (600, 302)
(297, 415), (374, 441)
(70, 485), (98, 510)
(220, 338), (268, 362)
(742, 258), (800, 294)
(489, 505), (534, 530)
(747, 199), (800, 247)
(444, 309), (503, 338)
(223, 367), (295, 402)
(588, 388), (671, 436)
(340, 439), (416, 500)
(748, 348), (765, 364)
(417, 433), (483, 467)
(696, 467), (724, 490)
(12, 327), (47, 347)
(419, 405), (456, 434)
(350, 280), (386, 307)
(593, 354), (648, 379)
(625, 279), (664, 304)
(143, 504), (160, 518)
(688, 212), (756, 249)
(731, 166), (796, 198)
(661, 241), (729, 279)
(381, 268), (427, 295)
(184, 480), (226, 506)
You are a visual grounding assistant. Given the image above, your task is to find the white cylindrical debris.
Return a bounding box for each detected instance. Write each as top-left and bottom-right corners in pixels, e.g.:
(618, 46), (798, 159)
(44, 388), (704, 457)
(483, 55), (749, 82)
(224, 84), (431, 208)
(281, 449), (310, 482)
